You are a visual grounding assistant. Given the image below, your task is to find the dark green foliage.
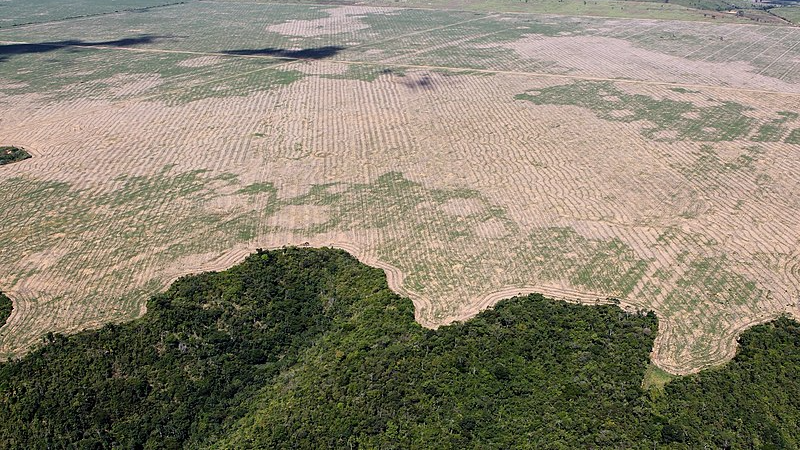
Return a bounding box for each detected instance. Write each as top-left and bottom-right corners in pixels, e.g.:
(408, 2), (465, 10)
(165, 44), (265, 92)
(0, 247), (799, 449)
(0, 248), (383, 448)
(0, 292), (11, 328)
(651, 317), (800, 448)
(0, 146), (31, 165)
(231, 291), (658, 448)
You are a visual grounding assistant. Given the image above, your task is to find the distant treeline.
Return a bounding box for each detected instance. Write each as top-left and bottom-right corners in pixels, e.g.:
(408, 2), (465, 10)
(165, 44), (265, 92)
(0, 247), (797, 448)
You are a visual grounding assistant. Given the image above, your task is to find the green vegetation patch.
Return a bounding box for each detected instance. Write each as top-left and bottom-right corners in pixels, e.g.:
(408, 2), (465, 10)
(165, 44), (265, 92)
(666, 255), (769, 308)
(323, 65), (406, 83)
(642, 363), (675, 390)
(672, 144), (765, 190)
(528, 227), (649, 296)
(0, 292), (11, 328)
(0, 247), (798, 448)
(769, 5), (800, 25)
(668, 87), (700, 94)
(278, 173), (651, 300)
(0, 47), (290, 103)
(516, 81), (759, 142)
(651, 317), (800, 447)
(161, 67), (305, 106)
(0, 147), (31, 166)
(0, 166), (274, 321)
(752, 111), (798, 143)
(785, 128), (800, 144)
(630, 0), (750, 11)
(236, 182), (277, 196)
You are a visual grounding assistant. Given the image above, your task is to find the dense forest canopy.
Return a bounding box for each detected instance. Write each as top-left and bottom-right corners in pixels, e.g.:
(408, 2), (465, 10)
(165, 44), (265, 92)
(0, 247), (797, 448)
(0, 146), (31, 165)
(0, 293), (10, 329)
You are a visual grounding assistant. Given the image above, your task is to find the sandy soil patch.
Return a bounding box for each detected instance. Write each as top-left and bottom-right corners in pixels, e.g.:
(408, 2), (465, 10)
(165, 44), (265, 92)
(177, 56), (224, 68)
(292, 61), (350, 76)
(0, 81), (28, 90)
(268, 205), (331, 229)
(474, 218), (509, 239)
(440, 198), (485, 216)
(204, 195), (245, 215)
(490, 34), (800, 93)
(105, 74), (163, 97)
(608, 109), (633, 118)
(266, 6), (400, 37)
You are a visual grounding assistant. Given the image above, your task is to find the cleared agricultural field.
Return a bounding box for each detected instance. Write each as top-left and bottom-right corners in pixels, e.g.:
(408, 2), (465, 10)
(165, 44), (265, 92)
(0, 0), (799, 375)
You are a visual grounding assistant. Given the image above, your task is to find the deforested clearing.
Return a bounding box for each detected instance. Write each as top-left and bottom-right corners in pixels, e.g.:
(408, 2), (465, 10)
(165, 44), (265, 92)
(0, 0), (799, 375)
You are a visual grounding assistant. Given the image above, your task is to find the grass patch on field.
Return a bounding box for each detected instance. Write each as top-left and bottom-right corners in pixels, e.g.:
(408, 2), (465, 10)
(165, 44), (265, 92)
(0, 47), (289, 102)
(406, 44), (516, 71)
(528, 227), (650, 296)
(323, 65), (405, 82)
(769, 5), (800, 24)
(677, 144), (762, 180)
(516, 81), (762, 142)
(668, 87), (700, 94)
(236, 182), (278, 196)
(665, 255), (767, 310)
(632, 0), (752, 11)
(0, 147), (31, 165)
(161, 68), (305, 105)
(0, 167), (278, 334)
(642, 363), (676, 390)
(751, 111), (798, 142)
(784, 128), (800, 144)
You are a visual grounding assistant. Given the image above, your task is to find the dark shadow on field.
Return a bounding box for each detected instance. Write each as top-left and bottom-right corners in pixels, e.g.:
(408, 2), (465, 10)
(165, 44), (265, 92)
(400, 73), (435, 91)
(0, 35), (166, 63)
(222, 46), (344, 60)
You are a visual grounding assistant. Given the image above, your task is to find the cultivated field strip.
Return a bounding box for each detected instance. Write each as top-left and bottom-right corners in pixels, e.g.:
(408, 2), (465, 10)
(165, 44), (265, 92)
(0, 0), (186, 28)
(2, 4), (799, 93)
(0, 3), (482, 56)
(1, 2), (799, 374)
(0, 49), (289, 115)
(204, 0), (791, 24)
